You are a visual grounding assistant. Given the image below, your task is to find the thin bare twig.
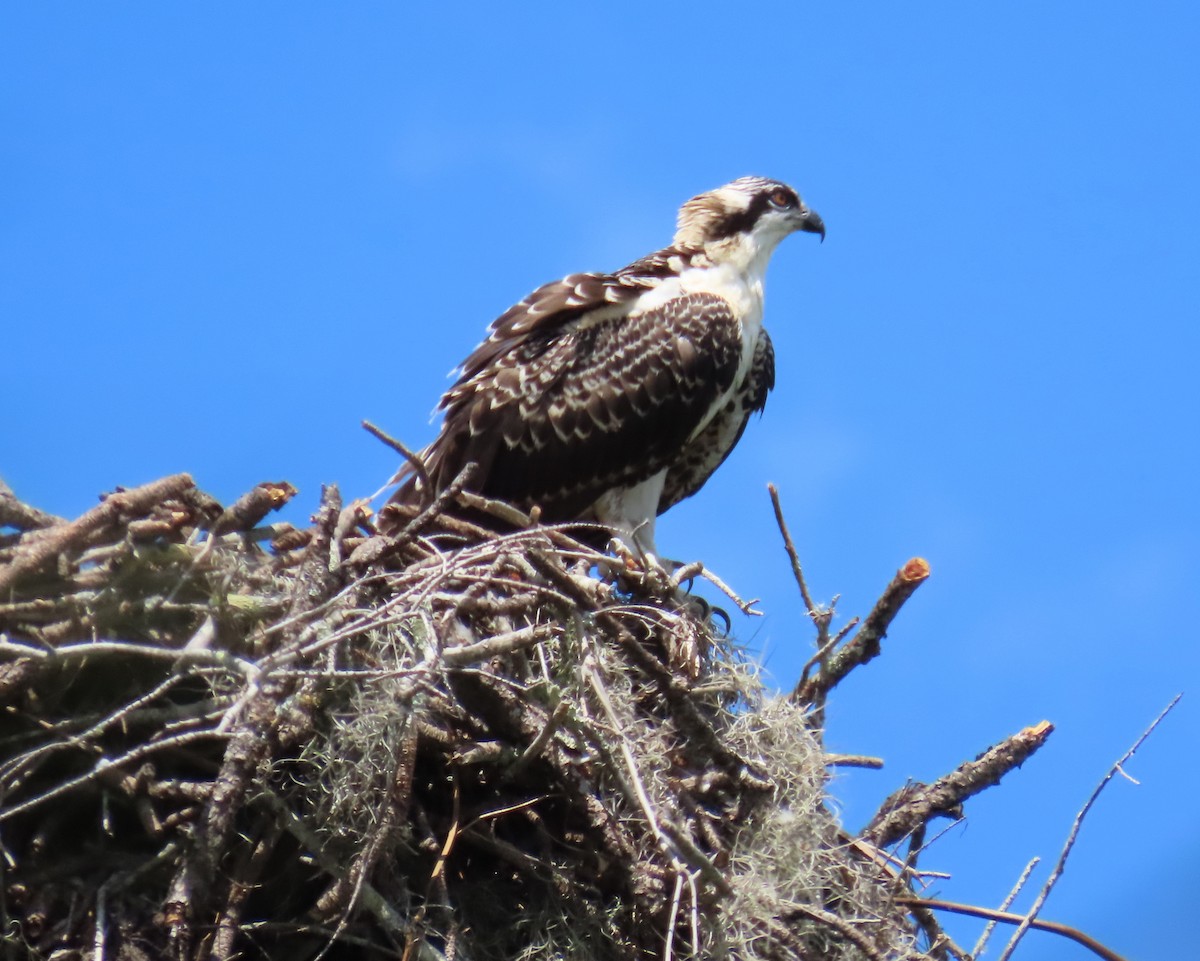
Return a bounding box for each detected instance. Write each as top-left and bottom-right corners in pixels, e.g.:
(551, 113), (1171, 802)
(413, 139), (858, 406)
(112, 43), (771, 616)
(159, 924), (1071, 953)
(0, 728), (230, 823)
(767, 483), (815, 613)
(783, 904), (889, 961)
(440, 622), (558, 667)
(995, 695), (1181, 961)
(901, 896), (1128, 961)
(973, 856), (1040, 959)
(697, 564), (760, 616)
(363, 419), (433, 507)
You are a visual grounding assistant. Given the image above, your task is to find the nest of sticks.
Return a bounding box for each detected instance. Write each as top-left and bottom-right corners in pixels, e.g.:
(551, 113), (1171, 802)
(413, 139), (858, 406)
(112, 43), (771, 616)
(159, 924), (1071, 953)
(0, 469), (1060, 961)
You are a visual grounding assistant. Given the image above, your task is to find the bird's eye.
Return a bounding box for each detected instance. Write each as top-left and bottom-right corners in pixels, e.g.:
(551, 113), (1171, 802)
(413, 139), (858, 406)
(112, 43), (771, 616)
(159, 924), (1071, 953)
(768, 188), (794, 209)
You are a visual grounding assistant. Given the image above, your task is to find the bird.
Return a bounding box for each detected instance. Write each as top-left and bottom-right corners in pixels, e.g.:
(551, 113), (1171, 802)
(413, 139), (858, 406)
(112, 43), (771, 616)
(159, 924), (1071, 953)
(388, 176), (824, 561)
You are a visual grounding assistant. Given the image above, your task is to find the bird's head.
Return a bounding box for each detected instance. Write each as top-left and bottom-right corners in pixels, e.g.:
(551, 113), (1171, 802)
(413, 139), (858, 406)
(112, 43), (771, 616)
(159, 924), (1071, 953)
(673, 177), (825, 253)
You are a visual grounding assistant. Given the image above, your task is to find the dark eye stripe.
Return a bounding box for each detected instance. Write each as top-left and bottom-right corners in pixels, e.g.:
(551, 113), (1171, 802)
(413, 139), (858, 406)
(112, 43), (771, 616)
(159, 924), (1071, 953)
(709, 185), (797, 239)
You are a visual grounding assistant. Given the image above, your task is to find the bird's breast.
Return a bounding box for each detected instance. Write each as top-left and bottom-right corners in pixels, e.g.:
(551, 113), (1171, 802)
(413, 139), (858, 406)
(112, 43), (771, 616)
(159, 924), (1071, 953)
(678, 263), (764, 389)
(632, 265), (763, 381)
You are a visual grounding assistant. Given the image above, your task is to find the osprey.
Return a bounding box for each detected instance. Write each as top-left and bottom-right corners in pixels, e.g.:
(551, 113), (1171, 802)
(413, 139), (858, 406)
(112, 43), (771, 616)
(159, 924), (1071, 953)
(391, 176), (824, 558)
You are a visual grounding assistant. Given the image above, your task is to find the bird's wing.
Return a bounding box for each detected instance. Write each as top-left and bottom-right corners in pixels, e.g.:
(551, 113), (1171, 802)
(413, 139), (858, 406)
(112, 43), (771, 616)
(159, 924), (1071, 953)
(452, 248), (696, 382)
(660, 328), (774, 513)
(420, 289), (745, 520)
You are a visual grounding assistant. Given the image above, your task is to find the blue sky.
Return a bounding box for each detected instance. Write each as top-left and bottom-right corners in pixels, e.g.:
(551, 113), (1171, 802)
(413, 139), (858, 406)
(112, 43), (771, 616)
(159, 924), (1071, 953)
(3, 5), (1197, 958)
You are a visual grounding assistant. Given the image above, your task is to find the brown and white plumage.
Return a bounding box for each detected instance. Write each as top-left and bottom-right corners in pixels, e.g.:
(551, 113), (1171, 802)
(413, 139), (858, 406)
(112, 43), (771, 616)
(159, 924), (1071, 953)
(391, 176), (824, 557)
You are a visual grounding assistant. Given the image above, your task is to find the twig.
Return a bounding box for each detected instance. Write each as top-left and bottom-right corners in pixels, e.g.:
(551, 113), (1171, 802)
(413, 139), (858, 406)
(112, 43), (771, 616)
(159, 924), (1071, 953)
(0, 728), (229, 822)
(824, 753), (884, 769)
(352, 464), (477, 566)
(901, 896), (1129, 961)
(94, 874), (108, 961)
(0, 487), (65, 532)
(0, 673), (188, 790)
(363, 420), (433, 507)
(664, 871), (685, 961)
(767, 483), (815, 612)
(794, 558), (930, 705)
(0, 473), (196, 592)
(208, 481), (297, 535)
(455, 489), (534, 529)
(440, 622), (558, 666)
(796, 628), (844, 686)
(583, 655), (665, 844)
(211, 821), (284, 961)
(0, 638), (256, 678)
(696, 565), (759, 617)
(995, 694), (1181, 961)
(782, 904), (888, 961)
(863, 721), (1054, 847)
(973, 856), (1039, 959)
(260, 792), (412, 937)
(769, 486), (856, 733)
(505, 701), (569, 782)
(905, 896), (970, 961)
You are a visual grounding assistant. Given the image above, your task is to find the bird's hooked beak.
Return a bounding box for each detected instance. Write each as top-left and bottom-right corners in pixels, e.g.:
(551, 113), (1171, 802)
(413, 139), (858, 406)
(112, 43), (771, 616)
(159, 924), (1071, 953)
(795, 205), (826, 243)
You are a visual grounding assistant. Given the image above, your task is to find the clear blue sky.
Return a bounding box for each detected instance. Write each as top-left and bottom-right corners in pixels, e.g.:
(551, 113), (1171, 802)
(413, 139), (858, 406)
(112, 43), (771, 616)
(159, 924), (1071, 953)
(3, 5), (1197, 958)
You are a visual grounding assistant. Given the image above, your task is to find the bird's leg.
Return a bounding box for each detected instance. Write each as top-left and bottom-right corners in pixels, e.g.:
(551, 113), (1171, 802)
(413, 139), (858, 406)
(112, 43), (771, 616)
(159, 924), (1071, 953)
(607, 534), (696, 602)
(593, 512), (725, 625)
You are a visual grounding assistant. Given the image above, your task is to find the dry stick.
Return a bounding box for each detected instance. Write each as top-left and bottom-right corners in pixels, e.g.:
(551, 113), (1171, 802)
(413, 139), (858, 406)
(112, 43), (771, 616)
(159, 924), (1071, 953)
(768, 484), (849, 733)
(995, 694), (1182, 961)
(456, 489), (535, 529)
(0, 672), (189, 792)
(796, 620), (854, 686)
(440, 622), (558, 667)
(349, 463), (477, 567)
(0, 638), (256, 677)
(794, 557), (931, 705)
(766, 483), (816, 612)
(864, 719), (1051, 849)
(824, 753), (884, 769)
(685, 871), (702, 960)
(900, 897), (1128, 961)
(210, 820), (285, 961)
(863, 721), (1054, 848)
(197, 486), (343, 909)
(780, 905), (889, 961)
(330, 498), (372, 570)
(363, 419), (433, 506)
(973, 856), (1040, 960)
(530, 546), (758, 783)
(504, 701), (569, 783)
(906, 898), (969, 961)
(0, 728), (228, 822)
(580, 643), (733, 896)
(583, 657), (666, 843)
(208, 480), (298, 535)
(312, 715), (422, 961)
(664, 871), (685, 961)
(259, 792), (412, 939)
(0, 487), (65, 532)
(696, 564), (760, 616)
(0, 473), (196, 592)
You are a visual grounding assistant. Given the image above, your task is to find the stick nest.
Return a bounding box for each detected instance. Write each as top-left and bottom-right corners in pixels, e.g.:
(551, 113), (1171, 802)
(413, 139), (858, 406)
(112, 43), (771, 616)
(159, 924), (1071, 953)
(0, 474), (1048, 961)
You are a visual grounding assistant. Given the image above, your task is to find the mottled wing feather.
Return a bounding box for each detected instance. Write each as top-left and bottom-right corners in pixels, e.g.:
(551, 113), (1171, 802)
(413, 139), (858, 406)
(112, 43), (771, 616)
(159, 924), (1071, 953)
(421, 291), (744, 520)
(660, 329), (775, 512)
(450, 245), (705, 384)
